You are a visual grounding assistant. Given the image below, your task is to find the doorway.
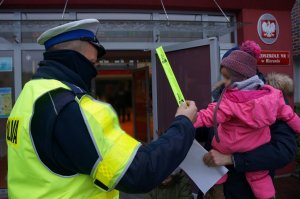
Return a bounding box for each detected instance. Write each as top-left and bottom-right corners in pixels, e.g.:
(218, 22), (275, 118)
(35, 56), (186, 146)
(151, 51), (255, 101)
(152, 38), (220, 139)
(94, 50), (152, 143)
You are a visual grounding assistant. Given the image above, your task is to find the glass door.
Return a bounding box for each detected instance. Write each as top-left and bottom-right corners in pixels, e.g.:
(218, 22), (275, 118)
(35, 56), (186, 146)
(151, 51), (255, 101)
(132, 66), (151, 143)
(0, 50), (14, 189)
(21, 50), (43, 87)
(152, 38), (220, 137)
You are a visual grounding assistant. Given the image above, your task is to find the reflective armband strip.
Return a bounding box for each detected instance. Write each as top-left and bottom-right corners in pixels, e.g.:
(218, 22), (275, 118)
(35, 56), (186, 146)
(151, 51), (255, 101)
(94, 133), (140, 190)
(77, 96), (141, 191)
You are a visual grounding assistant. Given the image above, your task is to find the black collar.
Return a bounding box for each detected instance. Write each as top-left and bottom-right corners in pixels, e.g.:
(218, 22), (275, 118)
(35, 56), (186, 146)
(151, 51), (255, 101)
(33, 50), (97, 92)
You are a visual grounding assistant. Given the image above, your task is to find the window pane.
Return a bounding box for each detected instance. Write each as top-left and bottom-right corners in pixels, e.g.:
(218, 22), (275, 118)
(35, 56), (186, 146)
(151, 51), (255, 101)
(0, 21), (19, 44)
(0, 50), (14, 189)
(21, 20), (72, 43)
(22, 51), (43, 86)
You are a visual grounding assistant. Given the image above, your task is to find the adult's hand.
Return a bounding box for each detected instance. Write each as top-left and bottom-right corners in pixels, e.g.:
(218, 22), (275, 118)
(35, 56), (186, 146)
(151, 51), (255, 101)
(203, 149), (233, 167)
(175, 100), (197, 123)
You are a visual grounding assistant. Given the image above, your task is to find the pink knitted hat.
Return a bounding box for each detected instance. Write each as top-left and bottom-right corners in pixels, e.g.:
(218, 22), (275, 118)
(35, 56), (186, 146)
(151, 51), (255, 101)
(221, 40), (261, 78)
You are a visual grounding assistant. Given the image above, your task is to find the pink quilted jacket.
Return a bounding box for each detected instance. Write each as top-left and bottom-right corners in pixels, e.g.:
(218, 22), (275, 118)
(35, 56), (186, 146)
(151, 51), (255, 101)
(194, 85), (300, 153)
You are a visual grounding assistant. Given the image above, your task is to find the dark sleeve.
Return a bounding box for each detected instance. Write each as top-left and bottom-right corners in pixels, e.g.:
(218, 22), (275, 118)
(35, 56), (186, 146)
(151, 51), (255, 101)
(54, 104), (195, 193)
(116, 115), (195, 193)
(195, 127), (210, 143)
(53, 101), (99, 175)
(233, 120), (297, 172)
(30, 90), (99, 176)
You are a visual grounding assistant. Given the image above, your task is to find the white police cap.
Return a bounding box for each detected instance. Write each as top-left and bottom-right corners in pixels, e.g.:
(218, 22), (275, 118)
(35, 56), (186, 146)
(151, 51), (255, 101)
(37, 19), (105, 58)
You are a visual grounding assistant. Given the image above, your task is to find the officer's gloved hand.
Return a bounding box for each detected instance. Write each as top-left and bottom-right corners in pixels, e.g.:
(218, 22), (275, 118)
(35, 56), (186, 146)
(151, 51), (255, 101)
(175, 100), (197, 123)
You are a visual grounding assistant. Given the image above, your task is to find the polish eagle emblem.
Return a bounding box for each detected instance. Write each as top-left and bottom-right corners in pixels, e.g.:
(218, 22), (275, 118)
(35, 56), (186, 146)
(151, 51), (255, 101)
(261, 20), (276, 38)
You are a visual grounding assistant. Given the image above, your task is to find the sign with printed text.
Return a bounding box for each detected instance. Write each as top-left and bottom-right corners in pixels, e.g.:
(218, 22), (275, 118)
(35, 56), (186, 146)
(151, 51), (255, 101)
(257, 51), (290, 65)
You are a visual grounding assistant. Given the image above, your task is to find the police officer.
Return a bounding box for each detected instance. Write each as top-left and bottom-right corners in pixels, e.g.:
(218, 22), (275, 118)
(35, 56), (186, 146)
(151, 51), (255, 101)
(6, 19), (197, 199)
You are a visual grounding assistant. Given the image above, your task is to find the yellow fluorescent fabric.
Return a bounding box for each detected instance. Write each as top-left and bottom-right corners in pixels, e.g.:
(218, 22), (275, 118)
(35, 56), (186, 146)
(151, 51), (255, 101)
(78, 96), (141, 190)
(156, 46), (185, 106)
(6, 79), (140, 199)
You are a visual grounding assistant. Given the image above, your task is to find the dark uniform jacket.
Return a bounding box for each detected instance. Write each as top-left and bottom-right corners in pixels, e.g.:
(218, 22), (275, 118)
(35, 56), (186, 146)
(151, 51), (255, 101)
(31, 50), (195, 193)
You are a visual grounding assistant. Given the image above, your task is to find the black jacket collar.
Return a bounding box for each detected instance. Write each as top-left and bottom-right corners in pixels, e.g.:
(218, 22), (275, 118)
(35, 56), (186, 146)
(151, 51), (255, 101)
(33, 50), (97, 92)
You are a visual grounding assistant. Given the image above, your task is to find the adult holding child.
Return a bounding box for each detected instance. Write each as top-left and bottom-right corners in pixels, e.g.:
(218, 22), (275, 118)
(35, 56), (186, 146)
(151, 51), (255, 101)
(196, 41), (298, 199)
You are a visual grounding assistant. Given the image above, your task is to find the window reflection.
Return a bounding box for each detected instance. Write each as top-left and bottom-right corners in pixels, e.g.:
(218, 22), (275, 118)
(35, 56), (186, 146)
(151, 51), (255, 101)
(21, 51), (43, 86)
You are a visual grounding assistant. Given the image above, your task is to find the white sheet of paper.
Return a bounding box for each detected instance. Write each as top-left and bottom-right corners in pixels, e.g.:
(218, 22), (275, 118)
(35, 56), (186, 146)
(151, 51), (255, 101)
(179, 140), (228, 194)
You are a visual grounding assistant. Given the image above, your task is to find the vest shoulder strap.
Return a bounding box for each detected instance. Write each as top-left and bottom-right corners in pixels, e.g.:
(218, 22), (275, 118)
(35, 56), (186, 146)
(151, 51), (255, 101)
(49, 89), (76, 116)
(50, 81), (87, 115)
(62, 81), (87, 98)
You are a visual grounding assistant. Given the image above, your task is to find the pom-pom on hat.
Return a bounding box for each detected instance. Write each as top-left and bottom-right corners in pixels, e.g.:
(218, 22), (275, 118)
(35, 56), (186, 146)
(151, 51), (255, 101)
(37, 19), (106, 58)
(221, 40), (261, 78)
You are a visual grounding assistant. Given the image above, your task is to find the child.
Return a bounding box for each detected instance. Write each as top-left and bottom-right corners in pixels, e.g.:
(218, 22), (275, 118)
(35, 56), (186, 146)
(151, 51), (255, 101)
(194, 41), (300, 199)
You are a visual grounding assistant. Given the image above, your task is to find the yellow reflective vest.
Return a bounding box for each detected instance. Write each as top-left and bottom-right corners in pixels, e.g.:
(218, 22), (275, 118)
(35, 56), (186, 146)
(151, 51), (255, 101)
(6, 79), (141, 199)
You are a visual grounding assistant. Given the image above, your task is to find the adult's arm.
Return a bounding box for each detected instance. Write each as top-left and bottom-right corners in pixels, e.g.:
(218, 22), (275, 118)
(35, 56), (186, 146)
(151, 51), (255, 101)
(203, 120), (297, 172)
(116, 115), (195, 193)
(34, 92), (196, 193)
(233, 120), (297, 172)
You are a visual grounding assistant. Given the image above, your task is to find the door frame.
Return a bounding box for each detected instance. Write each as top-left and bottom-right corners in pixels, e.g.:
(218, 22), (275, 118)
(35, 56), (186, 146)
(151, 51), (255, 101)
(0, 43), (45, 101)
(151, 37), (220, 140)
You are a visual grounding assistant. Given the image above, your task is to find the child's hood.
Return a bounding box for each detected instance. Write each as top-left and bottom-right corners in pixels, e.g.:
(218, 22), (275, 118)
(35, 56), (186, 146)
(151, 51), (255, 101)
(221, 85), (283, 128)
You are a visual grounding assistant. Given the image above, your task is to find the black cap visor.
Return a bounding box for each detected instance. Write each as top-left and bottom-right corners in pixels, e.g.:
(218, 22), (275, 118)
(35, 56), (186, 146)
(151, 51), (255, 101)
(80, 36), (106, 59)
(89, 41), (106, 59)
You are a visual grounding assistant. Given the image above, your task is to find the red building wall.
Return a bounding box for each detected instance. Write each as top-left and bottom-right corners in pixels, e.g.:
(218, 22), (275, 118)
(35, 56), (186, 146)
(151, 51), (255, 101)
(238, 9), (293, 77)
(238, 9), (294, 106)
(238, 9), (296, 174)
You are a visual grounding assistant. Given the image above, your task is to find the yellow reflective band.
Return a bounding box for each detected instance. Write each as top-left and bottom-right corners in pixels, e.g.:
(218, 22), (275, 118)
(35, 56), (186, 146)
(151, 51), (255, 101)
(78, 96), (141, 190)
(95, 133), (140, 189)
(7, 79), (122, 199)
(156, 46), (185, 106)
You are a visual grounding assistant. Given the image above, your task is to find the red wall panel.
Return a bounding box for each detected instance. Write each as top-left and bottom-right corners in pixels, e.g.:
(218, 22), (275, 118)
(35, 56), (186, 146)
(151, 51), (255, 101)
(237, 9), (293, 72)
(237, 9), (294, 91)
(237, 9), (295, 174)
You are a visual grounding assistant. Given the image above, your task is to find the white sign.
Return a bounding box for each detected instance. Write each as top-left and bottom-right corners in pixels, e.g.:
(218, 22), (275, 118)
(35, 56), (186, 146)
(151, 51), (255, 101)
(180, 140), (228, 194)
(257, 13), (279, 44)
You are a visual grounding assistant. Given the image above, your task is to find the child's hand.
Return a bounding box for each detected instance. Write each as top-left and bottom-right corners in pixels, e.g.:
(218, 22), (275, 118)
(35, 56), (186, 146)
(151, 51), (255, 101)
(203, 149), (233, 167)
(175, 100), (197, 123)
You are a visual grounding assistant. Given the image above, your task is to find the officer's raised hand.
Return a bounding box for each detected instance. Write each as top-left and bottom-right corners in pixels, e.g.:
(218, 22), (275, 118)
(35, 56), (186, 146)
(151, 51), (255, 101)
(175, 100), (197, 123)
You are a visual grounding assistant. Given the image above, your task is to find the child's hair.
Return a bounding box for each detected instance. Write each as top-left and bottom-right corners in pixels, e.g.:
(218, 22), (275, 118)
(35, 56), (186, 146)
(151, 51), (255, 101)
(266, 73), (294, 97)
